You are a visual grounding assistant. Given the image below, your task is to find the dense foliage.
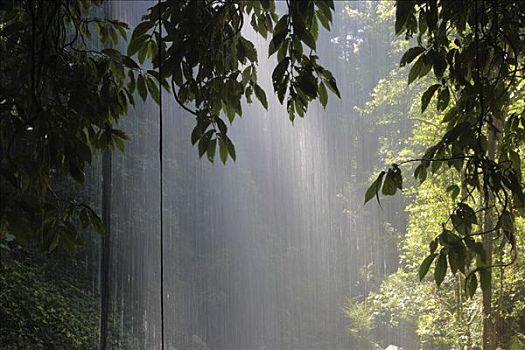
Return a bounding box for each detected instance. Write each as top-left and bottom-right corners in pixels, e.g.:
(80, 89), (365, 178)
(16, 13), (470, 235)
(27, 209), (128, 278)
(367, 0), (525, 293)
(0, 243), (99, 349)
(356, 2), (525, 348)
(0, 0), (164, 252)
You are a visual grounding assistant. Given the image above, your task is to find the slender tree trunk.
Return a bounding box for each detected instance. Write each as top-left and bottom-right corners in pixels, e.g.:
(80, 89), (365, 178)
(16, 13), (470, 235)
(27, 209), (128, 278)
(460, 170), (473, 349)
(481, 114), (501, 350)
(99, 150), (112, 350)
(481, 210), (495, 350)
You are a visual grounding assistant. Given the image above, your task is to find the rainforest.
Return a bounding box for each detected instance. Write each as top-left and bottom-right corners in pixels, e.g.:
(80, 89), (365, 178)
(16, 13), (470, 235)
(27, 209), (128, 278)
(1, 1), (525, 349)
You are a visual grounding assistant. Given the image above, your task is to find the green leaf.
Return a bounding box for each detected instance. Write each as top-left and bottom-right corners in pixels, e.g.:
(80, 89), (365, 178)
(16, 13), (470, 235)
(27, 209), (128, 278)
(446, 184), (460, 200)
(400, 46), (425, 67)
(146, 76), (160, 104)
(198, 136), (209, 158)
(408, 56), (424, 85)
(448, 248), (459, 274)
(433, 51), (447, 78)
(206, 138), (217, 162)
(419, 253), (438, 281)
(421, 84), (440, 112)
(269, 29), (287, 57)
(132, 20), (153, 39)
(254, 83), (268, 110)
(300, 30), (316, 50)
(297, 74), (318, 98)
(395, 0), (414, 35)
(127, 34), (148, 56)
(434, 253), (447, 287)
(219, 138), (228, 164)
(382, 171), (397, 195)
(240, 37), (258, 62)
(101, 48), (122, 61)
(137, 74), (147, 101)
(227, 138), (236, 161)
(364, 171), (385, 204)
(437, 87), (450, 111)
(324, 76), (341, 99)
(318, 81), (327, 109)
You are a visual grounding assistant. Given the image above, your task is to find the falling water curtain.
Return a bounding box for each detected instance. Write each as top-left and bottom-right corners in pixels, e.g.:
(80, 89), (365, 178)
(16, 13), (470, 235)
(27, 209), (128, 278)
(158, 0), (166, 348)
(99, 1), (113, 349)
(98, 1), (166, 349)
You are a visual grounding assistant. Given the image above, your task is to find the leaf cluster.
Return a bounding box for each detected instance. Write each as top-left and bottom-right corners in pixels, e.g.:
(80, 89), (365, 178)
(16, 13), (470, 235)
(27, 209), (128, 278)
(129, 0), (339, 164)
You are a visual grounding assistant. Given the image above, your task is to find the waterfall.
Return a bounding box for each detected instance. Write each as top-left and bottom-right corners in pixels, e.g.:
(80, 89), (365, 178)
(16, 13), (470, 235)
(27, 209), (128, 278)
(94, 1), (407, 349)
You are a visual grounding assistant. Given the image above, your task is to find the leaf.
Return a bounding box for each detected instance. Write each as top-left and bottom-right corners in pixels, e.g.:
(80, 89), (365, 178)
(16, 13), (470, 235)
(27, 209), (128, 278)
(219, 138), (228, 164)
(297, 74), (318, 98)
(269, 29), (287, 57)
(122, 55), (140, 69)
(434, 253), (447, 287)
(227, 138), (236, 161)
(254, 83), (268, 110)
(318, 81), (327, 108)
(300, 29), (316, 50)
(433, 51), (447, 78)
(206, 138), (217, 162)
(446, 184), (460, 200)
(419, 253), (438, 281)
(400, 46), (425, 67)
(127, 34), (149, 56)
(146, 76), (160, 104)
(414, 163), (427, 183)
(437, 87), (450, 111)
(198, 136), (209, 158)
(395, 0), (414, 35)
(421, 84), (440, 112)
(240, 37), (258, 62)
(272, 58), (290, 86)
(448, 248), (459, 274)
(324, 76), (341, 99)
(132, 20), (153, 39)
(364, 171), (385, 204)
(101, 48), (122, 60)
(408, 56), (424, 85)
(382, 171), (397, 195)
(137, 74), (147, 101)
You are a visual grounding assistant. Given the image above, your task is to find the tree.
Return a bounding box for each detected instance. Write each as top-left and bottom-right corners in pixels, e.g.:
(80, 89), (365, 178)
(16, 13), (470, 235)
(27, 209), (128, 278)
(0, 0), (339, 251)
(365, 1), (525, 349)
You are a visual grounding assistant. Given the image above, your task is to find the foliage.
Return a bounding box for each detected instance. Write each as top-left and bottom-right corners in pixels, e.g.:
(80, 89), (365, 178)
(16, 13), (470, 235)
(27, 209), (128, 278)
(0, 243), (99, 349)
(129, 0), (340, 164)
(0, 0), (164, 251)
(354, 3), (525, 346)
(365, 0), (525, 298)
(1, 0), (340, 252)
(0, 240), (141, 349)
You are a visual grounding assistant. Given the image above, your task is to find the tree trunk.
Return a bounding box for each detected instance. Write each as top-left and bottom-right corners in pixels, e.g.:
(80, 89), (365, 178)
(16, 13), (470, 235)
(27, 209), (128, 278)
(99, 150), (112, 350)
(481, 115), (501, 350)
